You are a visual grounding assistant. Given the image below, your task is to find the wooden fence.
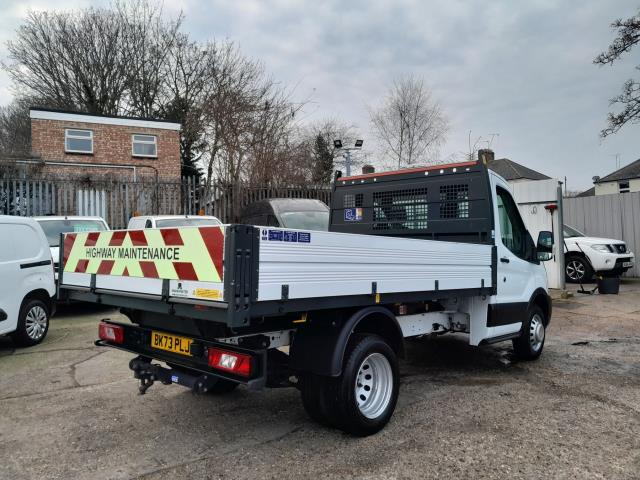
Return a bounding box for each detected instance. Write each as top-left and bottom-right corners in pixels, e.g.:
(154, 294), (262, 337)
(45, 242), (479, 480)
(0, 177), (331, 228)
(564, 191), (640, 277)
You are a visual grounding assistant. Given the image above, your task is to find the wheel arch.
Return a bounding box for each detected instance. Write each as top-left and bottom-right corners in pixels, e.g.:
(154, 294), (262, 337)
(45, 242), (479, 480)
(290, 306), (404, 377)
(528, 288), (551, 326)
(21, 289), (54, 315)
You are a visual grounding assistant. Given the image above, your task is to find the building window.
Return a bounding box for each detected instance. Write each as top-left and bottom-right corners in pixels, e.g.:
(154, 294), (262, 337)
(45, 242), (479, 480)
(619, 181), (630, 193)
(132, 134), (157, 158)
(65, 129), (93, 154)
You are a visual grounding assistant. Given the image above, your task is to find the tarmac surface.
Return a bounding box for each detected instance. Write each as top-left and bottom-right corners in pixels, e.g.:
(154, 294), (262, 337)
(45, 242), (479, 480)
(1, 280), (639, 479)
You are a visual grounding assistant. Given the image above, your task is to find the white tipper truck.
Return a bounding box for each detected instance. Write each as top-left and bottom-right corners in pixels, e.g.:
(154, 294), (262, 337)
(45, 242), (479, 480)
(58, 160), (553, 436)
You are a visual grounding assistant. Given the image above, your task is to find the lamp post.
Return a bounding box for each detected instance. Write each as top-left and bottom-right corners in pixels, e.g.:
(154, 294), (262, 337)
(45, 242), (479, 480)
(334, 139), (364, 177)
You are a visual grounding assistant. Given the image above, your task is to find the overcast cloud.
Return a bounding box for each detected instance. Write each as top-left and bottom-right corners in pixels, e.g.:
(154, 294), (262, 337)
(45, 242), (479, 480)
(1, 0), (638, 190)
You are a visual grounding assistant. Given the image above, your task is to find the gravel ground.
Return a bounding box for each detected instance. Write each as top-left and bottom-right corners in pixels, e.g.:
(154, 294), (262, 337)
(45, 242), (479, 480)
(1, 280), (639, 480)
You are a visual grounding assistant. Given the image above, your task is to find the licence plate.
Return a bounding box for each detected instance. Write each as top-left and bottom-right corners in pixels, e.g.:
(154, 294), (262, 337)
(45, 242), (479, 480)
(623, 261), (633, 267)
(151, 331), (192, 356)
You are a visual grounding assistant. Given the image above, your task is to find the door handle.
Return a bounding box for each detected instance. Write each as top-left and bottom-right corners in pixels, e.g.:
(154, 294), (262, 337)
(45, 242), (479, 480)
(500, 257), (510, 263)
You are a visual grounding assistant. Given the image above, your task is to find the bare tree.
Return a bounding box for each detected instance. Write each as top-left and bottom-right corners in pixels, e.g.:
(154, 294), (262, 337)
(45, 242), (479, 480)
(594, 9), (640, 137)
(0, 98), (33, 155)
(298, 118), (359, 184)
(5, 8), (130, 114)
(370, 75), (448, 168)
(117, 0), (183, 117)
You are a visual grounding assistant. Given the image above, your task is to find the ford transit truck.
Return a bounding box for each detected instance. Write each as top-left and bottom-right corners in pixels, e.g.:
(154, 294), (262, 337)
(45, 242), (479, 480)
(58, 160), (553, 436)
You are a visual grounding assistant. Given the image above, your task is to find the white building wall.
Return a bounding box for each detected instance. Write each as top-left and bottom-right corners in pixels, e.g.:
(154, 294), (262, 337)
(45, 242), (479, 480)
(510, 179), (564, 290)
(595, 179), (640, 195)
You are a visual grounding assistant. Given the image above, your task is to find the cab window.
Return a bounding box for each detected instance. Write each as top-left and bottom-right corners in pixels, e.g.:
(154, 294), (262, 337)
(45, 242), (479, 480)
(496, 187), (536, 262)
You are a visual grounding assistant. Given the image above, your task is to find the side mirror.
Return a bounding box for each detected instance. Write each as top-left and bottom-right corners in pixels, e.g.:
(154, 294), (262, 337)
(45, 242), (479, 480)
(537, 231), (553, 252)
(537, 251), (553, 261)
(536, 230), (553, 262)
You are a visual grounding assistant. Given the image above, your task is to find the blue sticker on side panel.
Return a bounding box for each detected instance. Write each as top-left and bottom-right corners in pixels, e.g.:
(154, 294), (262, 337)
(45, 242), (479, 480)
(268, 230), (283, 241)
(171, 375), (179, 383)
(298, 232), (311, 243)
(283, 231), (298, 242)
(344, 208), (363, 221)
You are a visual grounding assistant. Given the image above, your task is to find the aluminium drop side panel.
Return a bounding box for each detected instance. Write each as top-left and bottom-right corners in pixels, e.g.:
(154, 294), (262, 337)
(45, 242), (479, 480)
(256, 227), (493, 301)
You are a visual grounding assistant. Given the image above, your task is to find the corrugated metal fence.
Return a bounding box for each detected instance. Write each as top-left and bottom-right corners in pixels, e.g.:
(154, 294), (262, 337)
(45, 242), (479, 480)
(564, 191), (640, 277)
(1, 177), (332, 229)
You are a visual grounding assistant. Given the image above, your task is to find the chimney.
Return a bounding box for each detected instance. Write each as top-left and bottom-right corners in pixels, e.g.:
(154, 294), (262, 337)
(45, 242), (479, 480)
(362, 164), (375, 174)
(478, 149), (495, 164)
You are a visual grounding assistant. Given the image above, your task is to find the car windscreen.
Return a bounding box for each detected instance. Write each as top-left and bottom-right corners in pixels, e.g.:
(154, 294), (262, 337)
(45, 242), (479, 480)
(279, 211), (329, 231)
(155, 218), (221, 228)
(37, 219), (106, 247)
(563, 225), (585, 238)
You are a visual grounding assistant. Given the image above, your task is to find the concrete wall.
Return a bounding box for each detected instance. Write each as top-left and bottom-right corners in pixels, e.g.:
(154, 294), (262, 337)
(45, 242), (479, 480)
(564, 191), (640, 277)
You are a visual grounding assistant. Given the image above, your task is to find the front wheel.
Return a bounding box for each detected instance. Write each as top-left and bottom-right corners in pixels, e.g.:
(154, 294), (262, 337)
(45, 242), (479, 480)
(565, 255), (593, 283)
(512, 306), (546, 361)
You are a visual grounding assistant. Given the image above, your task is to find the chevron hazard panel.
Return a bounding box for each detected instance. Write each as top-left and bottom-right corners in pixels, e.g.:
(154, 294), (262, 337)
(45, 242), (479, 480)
(62, 226), (225, 282)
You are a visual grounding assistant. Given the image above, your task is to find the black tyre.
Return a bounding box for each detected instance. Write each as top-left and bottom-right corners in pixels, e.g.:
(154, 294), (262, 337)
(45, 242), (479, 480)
(300, 373), (338, 427)
(11, 298), (50, 347)
(565, 255), (593, 283)
(512, 305), (546, 361)
(331, 334), (400, 436)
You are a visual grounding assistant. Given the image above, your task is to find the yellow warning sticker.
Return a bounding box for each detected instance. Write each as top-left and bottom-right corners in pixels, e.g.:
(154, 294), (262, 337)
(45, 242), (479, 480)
(193, 288), (223, 300)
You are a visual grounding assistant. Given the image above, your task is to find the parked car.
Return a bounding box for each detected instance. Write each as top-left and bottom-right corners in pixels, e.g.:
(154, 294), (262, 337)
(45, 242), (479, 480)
(564, 224), (635, 282)
(0, 216), (56, 346)
(127, 215), (222, 229)
(33, 216), (110, 278)
(239, 198), (329, 230)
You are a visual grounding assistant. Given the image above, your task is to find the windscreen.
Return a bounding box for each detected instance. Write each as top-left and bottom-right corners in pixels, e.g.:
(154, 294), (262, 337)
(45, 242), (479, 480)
(155, 218), (221, 228)
(37, 219), (106, 247)
(279, 211), (329, 231)
(563, 225), (584, 238)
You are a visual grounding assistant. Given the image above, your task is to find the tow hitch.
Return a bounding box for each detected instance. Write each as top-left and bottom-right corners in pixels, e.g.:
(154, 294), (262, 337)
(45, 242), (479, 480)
(129, 356), (229, 395)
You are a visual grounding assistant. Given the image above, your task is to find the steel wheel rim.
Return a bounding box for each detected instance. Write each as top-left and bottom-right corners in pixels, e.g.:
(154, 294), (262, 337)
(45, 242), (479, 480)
(566, 260), (585, 281)
(355, 352), (393, 419)
(25, 305), (47, 340)
(529, 313), (545, 352)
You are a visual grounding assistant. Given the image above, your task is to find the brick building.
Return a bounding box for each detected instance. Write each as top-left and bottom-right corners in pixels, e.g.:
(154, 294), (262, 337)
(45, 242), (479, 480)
(27, 108), (181, 181)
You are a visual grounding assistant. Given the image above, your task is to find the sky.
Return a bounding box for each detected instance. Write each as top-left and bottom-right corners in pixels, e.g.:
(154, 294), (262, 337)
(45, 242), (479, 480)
(1, 0), (639, 191)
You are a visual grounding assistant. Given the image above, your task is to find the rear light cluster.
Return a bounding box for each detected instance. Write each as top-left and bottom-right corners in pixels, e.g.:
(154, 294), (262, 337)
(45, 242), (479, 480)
(99, 322), (124, 344)
(207, 348), (252, 377)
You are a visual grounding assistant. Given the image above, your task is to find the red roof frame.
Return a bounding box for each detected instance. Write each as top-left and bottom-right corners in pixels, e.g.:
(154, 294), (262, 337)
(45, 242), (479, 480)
(338, 160), (479, 182)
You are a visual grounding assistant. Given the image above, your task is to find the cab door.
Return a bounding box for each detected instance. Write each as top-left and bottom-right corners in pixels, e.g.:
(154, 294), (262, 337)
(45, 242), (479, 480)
(490, 176), (540, 329)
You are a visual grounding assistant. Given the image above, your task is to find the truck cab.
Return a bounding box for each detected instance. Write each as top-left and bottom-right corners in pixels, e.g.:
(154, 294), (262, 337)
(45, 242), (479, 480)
(330, 162), (551, 347)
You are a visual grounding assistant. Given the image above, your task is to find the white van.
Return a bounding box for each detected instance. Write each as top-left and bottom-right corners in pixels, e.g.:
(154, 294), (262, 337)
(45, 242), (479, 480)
(127, 215), (222, 229)
(33, 216), (110, 279)
(0, 216), (56, 346)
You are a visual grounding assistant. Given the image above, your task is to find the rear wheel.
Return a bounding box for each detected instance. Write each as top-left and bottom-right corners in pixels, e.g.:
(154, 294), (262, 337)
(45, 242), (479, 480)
(301, 334), (400, 436)
(512, 305), (546, 361)
(11, 298), (50, 347)
(565, 255), (593, 283)
(300, 373), (340, 428)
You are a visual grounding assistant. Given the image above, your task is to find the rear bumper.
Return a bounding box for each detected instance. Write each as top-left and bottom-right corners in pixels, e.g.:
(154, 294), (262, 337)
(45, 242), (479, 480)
(96, 321), (267, 390)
